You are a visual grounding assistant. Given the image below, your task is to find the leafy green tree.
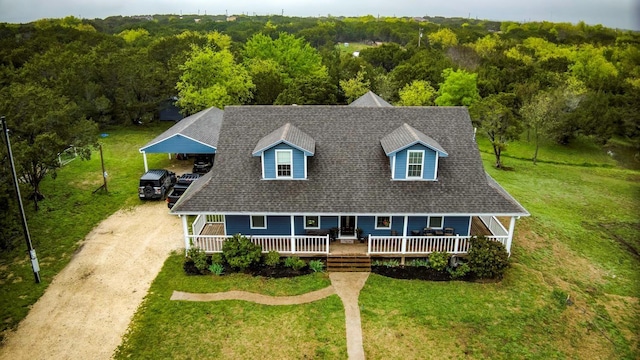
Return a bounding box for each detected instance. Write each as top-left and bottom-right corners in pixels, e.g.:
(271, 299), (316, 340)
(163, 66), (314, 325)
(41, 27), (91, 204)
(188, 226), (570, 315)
(359, 43), (412, 72)
(427, 28), (458, 48)
(245, 59), (285, 105)
(0, 83), (97, 209)
(469, 93), (521, 168)
(340, 67), (370, 103)
(396, 80), (436, 106)
(243, 32), (327, 85)
(275, 73), (337, 105)
(177, 47), (254, 113)
(434, 68), (480, 106)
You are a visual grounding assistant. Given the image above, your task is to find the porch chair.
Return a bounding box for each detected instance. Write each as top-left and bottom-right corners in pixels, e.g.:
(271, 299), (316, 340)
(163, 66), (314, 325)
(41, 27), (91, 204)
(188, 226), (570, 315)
(444, 227), (455, 236)
(423, 228), (435, 236)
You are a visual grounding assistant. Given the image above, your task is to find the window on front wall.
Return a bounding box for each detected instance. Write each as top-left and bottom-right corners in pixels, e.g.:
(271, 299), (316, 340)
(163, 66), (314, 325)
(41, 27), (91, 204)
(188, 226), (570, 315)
(251, 215), (266, 229)
(407, 150), (424, 178)
(428, 216), (443, 229)
(304, 216), (319, 229)
(276, 150), (292, 178)
(375, 216), (391, 229)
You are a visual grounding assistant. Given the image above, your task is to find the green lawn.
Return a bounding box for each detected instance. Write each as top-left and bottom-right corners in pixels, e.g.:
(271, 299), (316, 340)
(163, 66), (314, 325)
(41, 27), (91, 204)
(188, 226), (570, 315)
(0, 122), (176, 341)
(114, 254), (345, 359)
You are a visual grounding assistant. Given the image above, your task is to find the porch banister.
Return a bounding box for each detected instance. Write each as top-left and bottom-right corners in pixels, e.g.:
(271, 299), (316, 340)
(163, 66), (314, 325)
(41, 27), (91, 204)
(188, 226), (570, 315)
(290, 215), (296, 254)
(325, 234), (330, 254)
(454, 235), (459, 253)
(181, 215), (190, 255)
(506, 216), (517, 255)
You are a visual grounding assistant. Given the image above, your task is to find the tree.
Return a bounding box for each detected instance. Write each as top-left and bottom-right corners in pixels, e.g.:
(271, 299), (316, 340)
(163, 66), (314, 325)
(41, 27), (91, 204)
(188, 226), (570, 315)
(0, 83), (97, 209)
(434, 68), (480, 106)
(176, 47), (254, 113)
(427, 28), (458, 48)
(275, 73), (337, 105)
(245, 59), (285, 105)
(243, 33), (327, 85)
(469, 93), (521, 168)
(396, 80), (436, 106)
(340, 67), (370, 103)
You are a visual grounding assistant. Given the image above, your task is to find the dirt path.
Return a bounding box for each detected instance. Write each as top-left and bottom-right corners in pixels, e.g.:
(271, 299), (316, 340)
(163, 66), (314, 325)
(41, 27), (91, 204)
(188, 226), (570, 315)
(172, 272), (370, 360)
(0, 202), (183, 360)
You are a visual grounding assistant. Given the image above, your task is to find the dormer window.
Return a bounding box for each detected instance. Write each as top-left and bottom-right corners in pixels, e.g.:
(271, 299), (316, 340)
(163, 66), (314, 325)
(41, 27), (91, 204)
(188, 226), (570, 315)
(407, 150), (424, 178)
(252, 123), (315, 180)
(276, 149), (292, 178)
(380, 123), (448, 181)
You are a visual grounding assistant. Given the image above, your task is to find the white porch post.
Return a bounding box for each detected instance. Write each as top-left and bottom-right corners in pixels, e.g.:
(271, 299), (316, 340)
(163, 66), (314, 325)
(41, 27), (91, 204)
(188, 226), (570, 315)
(401, 215), (408, 254)
(181, 215), (190, 255)
(367, 234), (371, 255)
(142, 151), (149, 172)
(168, 153), (172, 160)
(290, 215), (296, 254)
(506, 216), (517, 256)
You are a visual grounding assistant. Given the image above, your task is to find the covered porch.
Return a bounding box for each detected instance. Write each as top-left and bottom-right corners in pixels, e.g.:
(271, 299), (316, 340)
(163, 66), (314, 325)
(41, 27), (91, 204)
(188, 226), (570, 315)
(182, 214), (516, 257)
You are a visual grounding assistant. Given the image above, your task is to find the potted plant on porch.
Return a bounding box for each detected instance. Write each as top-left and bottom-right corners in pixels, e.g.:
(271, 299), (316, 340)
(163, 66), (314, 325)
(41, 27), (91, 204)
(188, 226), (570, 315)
(355, 227), (364, 243)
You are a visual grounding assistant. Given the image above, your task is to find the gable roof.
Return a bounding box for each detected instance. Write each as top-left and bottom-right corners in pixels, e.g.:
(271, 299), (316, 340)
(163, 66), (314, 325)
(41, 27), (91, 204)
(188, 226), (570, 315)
(349, 91), (393, 107)
(172, 106), (528, 216)
(139, 106), (223, 153)
(251, 123), (315, 156)
(381, 123), (448, 156)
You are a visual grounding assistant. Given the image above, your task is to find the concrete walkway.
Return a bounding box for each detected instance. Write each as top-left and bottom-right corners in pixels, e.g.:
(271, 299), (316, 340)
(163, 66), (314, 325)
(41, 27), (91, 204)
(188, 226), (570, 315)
(172, 272), (370, 360)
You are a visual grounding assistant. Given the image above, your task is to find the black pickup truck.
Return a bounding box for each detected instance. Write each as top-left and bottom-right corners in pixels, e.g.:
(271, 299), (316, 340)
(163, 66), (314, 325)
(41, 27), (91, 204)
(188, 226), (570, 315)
(166, 173), (200, 209)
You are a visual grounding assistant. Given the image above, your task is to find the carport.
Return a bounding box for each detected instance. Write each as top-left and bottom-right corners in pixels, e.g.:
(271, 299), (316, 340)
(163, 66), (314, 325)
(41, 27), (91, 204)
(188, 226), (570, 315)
(139, 106), (223, 171)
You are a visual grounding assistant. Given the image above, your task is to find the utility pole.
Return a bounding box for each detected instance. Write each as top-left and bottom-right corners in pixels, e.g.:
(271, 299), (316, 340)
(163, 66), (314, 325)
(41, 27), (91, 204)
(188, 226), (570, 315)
(1, 116), (41, 283)
(93, 143), (108, 194)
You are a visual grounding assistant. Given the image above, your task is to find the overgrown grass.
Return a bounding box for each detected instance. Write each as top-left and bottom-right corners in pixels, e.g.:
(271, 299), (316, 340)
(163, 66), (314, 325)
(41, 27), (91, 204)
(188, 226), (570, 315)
(337, 42), (372, 54)
(114, 254), (345, 359)
(0, 122), (177, 340)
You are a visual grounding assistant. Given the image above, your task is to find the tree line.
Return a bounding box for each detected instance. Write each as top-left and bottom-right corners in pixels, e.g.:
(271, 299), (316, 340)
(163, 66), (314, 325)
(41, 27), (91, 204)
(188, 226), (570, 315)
(0, 14), (638, 249)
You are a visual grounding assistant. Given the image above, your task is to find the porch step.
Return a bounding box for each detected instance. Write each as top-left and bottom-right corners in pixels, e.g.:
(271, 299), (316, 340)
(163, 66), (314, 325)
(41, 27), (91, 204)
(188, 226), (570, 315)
(326, 255), (371, 272)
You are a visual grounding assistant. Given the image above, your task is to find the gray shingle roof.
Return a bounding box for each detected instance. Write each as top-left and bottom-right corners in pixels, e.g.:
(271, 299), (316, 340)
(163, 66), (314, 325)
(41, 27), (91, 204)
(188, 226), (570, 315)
(172, 106), (528, 216)
(349, 91), (393, 107)
(140, 106), (223, 152)
(252, 123), (315, 156)
(380, 123), (448, 156)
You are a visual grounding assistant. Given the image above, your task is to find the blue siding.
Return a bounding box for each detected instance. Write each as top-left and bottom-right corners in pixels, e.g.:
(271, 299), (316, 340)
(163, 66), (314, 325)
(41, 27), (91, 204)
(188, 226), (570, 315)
(294, 216), (305, 235)
(356, 216), (405, 236)
(225, 215), (291, 236)
(262, 143), (306, 179)
(408, 216), (428, 234)
(321, 216), (338, 229)
(142, 134), (215, 154)
(392, 144), (437, 180)
(443, 216), (471, 236)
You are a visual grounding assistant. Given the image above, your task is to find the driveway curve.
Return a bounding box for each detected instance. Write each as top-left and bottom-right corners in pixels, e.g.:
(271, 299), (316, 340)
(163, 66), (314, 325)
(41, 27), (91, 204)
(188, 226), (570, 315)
(0, 202), (183, 360)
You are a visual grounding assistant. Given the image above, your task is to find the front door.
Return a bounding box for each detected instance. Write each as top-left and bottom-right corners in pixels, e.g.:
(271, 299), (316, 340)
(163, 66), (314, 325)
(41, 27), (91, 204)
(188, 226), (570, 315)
(340, 216), (356, 237)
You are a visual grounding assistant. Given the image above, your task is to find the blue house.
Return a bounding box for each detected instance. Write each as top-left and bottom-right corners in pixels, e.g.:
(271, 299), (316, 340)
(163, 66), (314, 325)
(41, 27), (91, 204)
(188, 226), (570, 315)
(170, 92), (528, 257)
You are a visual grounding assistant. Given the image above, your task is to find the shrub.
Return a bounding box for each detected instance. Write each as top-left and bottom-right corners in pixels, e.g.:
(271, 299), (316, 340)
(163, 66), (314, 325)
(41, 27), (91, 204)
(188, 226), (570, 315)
(211, 253), (224, 266)
(222, 234), (262, 271)
(448, 262), (470, 279)
(208, 262), (224, 276)
(429, 251), (450, 272)
(187, 246), (208, 273)
(382, 259), (400, 268)
(284, 256), (306, 271)
(467, 236), (509, 279)
(409, 258), (430, 267)
(264, 251), (281, 267)
(308, 259), (324, 272)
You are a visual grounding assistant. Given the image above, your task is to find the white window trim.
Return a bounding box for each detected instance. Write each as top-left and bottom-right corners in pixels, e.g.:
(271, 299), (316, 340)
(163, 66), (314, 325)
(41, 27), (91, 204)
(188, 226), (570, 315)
(250, 215), (267, 229)
(275, 149), (293, 179)
(406, 150), (424, 179)
(375, 215), (392, 229)
(304, 216), (320, 229)
(427, 216), (443, 229)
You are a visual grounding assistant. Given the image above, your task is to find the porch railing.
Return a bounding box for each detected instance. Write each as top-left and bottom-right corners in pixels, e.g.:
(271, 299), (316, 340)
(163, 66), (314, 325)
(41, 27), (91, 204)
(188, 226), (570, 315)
(188, 234), (330, 255)
(479, 216), (508, 237)
(368, 235), (509, 255)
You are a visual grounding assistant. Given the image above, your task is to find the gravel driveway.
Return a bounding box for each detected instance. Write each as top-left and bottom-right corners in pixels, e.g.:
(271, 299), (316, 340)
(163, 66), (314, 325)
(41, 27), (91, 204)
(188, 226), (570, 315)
(0, 202), (183, 360)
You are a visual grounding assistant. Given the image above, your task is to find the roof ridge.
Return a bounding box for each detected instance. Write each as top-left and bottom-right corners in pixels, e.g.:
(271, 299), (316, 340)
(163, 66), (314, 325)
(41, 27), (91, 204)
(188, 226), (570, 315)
(404, 123), (419, 140)
(281, 122), (291, 140)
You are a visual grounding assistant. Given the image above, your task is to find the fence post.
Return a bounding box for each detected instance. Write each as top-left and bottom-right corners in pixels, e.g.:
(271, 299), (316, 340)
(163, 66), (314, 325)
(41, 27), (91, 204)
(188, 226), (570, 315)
(454, 235), (460, 254)
(401, 235), (407, 254)
(367, 234), (372, 254)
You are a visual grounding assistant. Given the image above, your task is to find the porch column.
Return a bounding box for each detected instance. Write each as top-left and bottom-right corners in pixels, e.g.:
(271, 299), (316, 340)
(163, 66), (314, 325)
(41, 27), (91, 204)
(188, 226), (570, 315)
(290, 215), (296, 253)
(401, 215), (408, 254)
(506, 216), (517, 256)
(367, 234), (371, 255)
(181, 215), (190, 255)
(142, 151), (149, 172)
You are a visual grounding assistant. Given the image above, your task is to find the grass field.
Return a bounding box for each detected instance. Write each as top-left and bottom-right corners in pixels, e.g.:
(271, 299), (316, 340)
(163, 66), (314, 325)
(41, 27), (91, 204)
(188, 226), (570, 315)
(2, 124), (638, 358)
(0, 122), (176, 341)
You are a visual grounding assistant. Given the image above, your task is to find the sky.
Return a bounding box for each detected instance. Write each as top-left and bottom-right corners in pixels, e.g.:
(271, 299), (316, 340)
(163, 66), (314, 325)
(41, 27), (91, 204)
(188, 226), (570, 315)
(0, 0), (638, 30)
